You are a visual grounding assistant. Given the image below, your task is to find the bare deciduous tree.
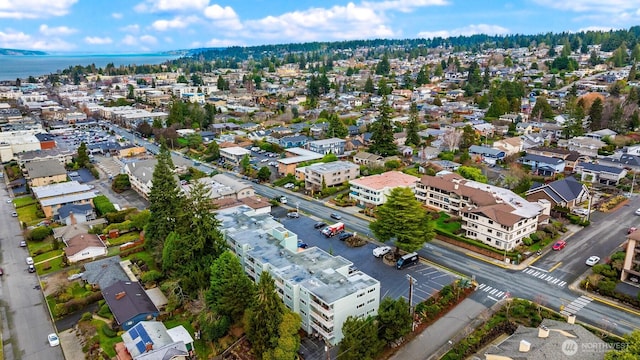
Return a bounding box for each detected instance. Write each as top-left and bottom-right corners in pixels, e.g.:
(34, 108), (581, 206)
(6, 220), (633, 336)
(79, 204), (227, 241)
(442, 128), (462, 151)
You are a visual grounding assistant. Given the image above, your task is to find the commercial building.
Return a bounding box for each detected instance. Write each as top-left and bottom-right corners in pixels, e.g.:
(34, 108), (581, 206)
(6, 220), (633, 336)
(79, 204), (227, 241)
(415, 173), (548, 251)
(218, 205), (380, 345)
(349, 171), (419, 207)
(296, 161), (360, 191)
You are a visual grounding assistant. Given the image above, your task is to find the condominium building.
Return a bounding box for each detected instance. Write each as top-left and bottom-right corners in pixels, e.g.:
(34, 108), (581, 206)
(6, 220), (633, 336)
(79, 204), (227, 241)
(349, 171), (419, 207)
(307, 138), (346, 155)
(296, 161), (360, 191)
(218, 205), (380, 345)
(622, 231), (640, 284)
(415, 173), (548, 251)
(220, 146), (251, 167)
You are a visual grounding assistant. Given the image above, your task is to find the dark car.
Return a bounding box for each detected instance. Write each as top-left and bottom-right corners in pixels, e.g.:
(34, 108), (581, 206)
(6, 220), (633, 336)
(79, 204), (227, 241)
(314, 222), (327, 229)
(298, 241), (309, 249)
(330, 213), (342, 220)
(338, 232), (353, 241)
(28, 264), (35, 273)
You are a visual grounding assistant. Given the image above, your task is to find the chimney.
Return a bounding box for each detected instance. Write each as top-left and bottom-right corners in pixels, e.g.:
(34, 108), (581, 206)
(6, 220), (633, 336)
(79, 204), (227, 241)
(567, 314), (576, 324)
(115, 291), (126, 300)
(145, 343), (153, 352)
(519, 339), (531, 352)
(538, 325), (549, 338)
(70, 211), (76, 225)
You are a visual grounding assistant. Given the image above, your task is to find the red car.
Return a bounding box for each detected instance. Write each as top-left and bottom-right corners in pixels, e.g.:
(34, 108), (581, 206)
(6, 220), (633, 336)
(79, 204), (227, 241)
(552, 240), (567, 251)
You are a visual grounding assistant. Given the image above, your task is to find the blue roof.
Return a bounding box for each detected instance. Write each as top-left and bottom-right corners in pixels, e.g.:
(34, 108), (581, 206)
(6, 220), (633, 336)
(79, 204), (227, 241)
(578, 162), (625, 174)
(469, 145), (504, 157)
(132, 322), (154, 354)
(522, 153), (564, 165)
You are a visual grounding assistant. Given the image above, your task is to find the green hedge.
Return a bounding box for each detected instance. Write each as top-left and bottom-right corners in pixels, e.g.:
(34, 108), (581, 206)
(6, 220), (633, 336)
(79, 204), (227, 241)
(435, 228), (519, 258)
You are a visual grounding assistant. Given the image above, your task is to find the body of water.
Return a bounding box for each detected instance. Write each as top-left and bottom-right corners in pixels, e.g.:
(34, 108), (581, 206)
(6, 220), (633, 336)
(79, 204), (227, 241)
(0, 53), (181, 81)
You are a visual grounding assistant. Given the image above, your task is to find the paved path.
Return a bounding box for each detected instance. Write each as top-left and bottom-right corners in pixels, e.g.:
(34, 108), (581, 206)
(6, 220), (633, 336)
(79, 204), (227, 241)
(388, 298), (488, 360)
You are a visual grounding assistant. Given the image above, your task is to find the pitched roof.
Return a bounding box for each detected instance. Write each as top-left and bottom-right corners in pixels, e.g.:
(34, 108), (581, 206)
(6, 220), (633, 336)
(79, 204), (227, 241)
(103, 281), (158, 326)
(82, 256), (130, 289)
(57, 203), (94, 219)
(350, 171), (418, 190)
(64, 233), (106, 257)
(526, 177), (587, 203)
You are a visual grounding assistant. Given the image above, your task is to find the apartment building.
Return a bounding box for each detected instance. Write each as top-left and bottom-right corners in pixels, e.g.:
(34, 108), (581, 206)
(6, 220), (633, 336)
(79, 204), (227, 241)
(218, 205), (380, 345)
(219, 146), (251, 167)
(622, 231), (640, 284)
(349, 171), (419, 207)
(31, 181), (98, 217)
(296, 161), (360, 191)
(415, 173), (547, 251)
(123, 159), (157, 200)
(308, 138), (346, 155)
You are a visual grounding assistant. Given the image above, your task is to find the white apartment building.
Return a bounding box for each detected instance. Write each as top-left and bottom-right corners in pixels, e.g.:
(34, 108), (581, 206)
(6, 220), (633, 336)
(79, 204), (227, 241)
(122, 159), (157, 200)
(220, 146), (251, 167)
(296, 161), (360, 191)
(218, 205), (380, 345)
(415, 173), (548, 251)
(349, 171), (419, 207)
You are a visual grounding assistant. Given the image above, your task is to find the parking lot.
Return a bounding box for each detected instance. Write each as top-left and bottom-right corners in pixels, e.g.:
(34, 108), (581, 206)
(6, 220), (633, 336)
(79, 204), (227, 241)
(271, 207), (458, 305)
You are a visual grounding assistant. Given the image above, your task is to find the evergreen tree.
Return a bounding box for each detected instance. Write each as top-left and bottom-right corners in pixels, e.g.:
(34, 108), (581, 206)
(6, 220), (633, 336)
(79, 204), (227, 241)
(589, 97), (604, 130)
(375, 54), (390, 75)
(482, 66), (491, 88)
(630, 110), (640, 131)
(377, 77), (391, 95)
(257, 166), (271, 181)
(377, 297), (413, 344)
(207, 251), (255, 322)
(364, 77), (375, 93)
(327, 113), (348, 138)
(370, 187), (434, 252)
(339, 316), (383, 360)
(629, 62), (637, 81)
(76, 142), (90, 168)
(405, 103), (421, 146)
(145, 141), (182, 264)
(531, 96), (554, 120)
(247, 272), (285, 358)
(369, 96), (398, 156)
(416, 65), (429, 85)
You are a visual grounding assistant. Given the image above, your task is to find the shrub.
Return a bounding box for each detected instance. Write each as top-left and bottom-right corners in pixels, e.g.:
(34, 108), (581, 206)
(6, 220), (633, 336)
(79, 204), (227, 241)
(29, 226), (53, 241)
(98, 304), (112, 318)
(81, 312), (93, 321)
(597, 279), (616, 296)
(522, 237), (533, 246)
(102, 323), (117, 338)
(141, 270), (163, 283)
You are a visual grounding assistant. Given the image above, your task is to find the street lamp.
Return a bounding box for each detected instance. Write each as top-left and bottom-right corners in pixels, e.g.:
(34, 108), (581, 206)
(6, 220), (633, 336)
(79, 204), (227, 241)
(406, 275), (417, 330)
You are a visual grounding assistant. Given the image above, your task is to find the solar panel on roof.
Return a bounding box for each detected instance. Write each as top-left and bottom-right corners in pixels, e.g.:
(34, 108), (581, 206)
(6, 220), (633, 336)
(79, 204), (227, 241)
(129, 327), (140, 340)
(135, 323), (153, 348)
(135, 340), (146, 354)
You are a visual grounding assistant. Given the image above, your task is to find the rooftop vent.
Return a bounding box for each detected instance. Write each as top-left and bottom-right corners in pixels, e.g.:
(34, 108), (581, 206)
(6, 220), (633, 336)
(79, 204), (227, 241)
(538, 325), (549, 338)
(519, 339), (531, 352)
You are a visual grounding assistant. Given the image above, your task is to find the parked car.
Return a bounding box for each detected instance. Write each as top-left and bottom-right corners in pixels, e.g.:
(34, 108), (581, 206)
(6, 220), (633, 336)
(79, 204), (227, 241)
(338, 232), (354, 241)
(314, 222), (327, 229)
(48, 333), (60, 347)
(0, 267), (4, 276)
(552, 240), (567, 251)
(284, 183), (295, 189)
(585, 256), (600, 266)
(26, 257), (34, 265)
(11, 212), (17, 217)
(287, 212), (300, 218)
(572, 208), (589, 216)
(297, 241), (308, 249)
(373, 246), (392, 258)
(330, 213), (342, 220)
(635, 208), (640, 216)
(19, 241), (26, 247)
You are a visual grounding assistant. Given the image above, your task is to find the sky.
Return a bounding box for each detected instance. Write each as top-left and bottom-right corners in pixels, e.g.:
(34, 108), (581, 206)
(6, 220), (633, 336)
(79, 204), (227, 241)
(1, 0), (639, 54)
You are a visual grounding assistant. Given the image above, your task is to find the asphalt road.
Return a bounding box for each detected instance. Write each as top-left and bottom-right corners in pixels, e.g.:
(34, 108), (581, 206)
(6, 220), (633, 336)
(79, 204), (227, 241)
(0, 185), (64, 360)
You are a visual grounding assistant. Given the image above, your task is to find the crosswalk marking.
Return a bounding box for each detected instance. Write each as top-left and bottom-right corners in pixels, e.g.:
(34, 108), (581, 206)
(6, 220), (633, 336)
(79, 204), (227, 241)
(476, 283), (510, 301)
(522, 267), (567, 287)
(561, 296), (593, 316)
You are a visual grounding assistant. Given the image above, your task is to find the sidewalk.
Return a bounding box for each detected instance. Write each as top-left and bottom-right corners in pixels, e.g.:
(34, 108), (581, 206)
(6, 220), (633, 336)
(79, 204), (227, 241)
(387, 298), (488, 360)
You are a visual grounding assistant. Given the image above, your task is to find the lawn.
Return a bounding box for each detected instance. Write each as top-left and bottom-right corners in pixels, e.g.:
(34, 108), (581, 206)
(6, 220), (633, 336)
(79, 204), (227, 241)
(122, 250), (158, 271)
(13, 196), (36, 207)
(35, 254), (65, 275)
(435, 212), (462, 233)
(16, 204), (39, 223)
(91, 319), (121, 358)
(106, 231), (140, 246)
(28, 238), (56, 254)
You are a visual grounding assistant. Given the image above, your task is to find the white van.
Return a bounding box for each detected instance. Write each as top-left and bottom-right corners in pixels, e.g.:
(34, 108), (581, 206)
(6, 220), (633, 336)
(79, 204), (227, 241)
(280, 196), (288, 204)
(26, 257), (34, 265)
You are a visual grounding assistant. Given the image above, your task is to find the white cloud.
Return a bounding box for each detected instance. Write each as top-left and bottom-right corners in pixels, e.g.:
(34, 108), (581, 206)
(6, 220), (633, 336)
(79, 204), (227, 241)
(578, 26), (618, 32)
(151, 15), (199, 31)
(0, 29), (75, 50)
(203, 38), (244, 47)
(533, 0), (640, 13)
(203, 4), (242, 30)
(120, 24), (141, 33)
(417, 24), (510, 39)
(0, 0), (78, 19)
(140, 35), (157, 44)
(363, 0), (449, 12)
(84, 36), (113, 45)
(134, 0), (209, 13)
(243, 3), (396, 43)
(122, 35), (138, 46)
(39, 24), (77, 36)
(112, 13), (123, 19)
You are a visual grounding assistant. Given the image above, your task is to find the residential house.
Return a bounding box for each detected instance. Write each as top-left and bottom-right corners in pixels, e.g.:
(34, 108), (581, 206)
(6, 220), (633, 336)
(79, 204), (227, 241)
(55, 203), (96, 225)
(279, 135), (309, 149)
(574, 162), (628, 186)
(63, 233), (108, 263)
(525, 177), (590, 210)
(308, 138), (346, 156)
(563, 151), (591, 172)
(349, 171), (419, 207)
(498, 113), (521, 123)
(561, 136), (606, 157)
(621, 230), (640, 284)
(219, 146), (252, 167)
(103, 281), (159, 330)
(476, 319), (610, 360)
(82, 256), (131, 290)
(415, 173), (547, 251)
(585, 128), (617, 141)
(52, 218), (108, 243)
(295, 161), (360, 191)
(492, 137), (523, 157)
(218, 205), (380, 345)
(16, 148), (74, 167)
(276, 147), (324, 176)
(525, 146), (571, 160)
(519, 154), (566, 176)
(393, 132), (407, 146)
(468, 145), (506, 165)
(515, 122), (534, 135)
(118, 321), (194, 360)
(352, 151), (384, 167)
(31, 181), (98, 218)
(25, 159), (67, 186)
(598, 154), (640, 172)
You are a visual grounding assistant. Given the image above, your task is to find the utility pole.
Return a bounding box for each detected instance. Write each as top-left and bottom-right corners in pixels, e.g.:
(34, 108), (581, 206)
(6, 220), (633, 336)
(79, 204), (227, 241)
(631, 172), (636, 196)
(586, 186), (593, 222)
(406, 274), (417, 330)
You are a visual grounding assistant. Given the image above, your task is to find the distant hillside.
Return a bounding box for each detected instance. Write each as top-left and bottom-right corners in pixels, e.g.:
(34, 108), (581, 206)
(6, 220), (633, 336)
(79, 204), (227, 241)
(0, 48), (47, 56)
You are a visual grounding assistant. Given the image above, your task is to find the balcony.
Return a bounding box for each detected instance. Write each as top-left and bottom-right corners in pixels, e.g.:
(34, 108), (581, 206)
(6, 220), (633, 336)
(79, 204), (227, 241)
(310, 310), (334, 328)
(310, 322), (335, 340)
